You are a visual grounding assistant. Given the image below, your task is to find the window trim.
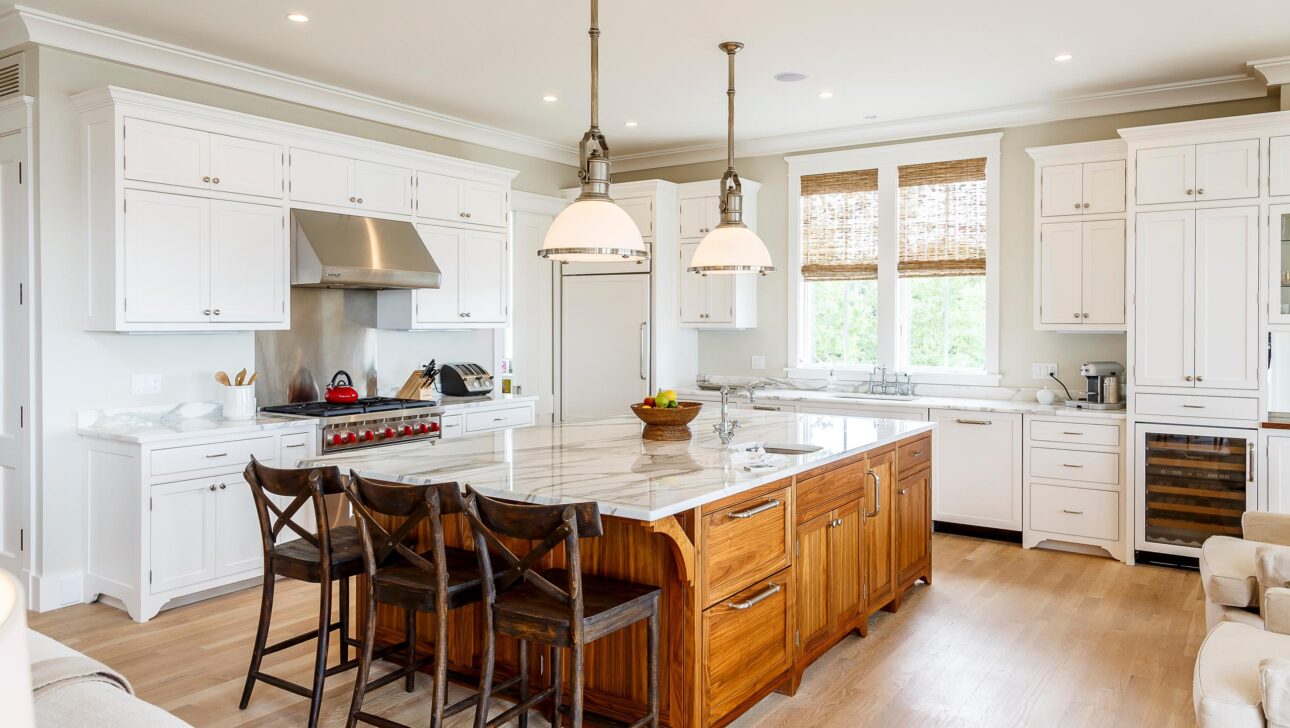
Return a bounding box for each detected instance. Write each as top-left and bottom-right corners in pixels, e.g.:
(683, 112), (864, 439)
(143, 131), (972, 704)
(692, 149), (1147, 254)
(787, 133), (1002, 386)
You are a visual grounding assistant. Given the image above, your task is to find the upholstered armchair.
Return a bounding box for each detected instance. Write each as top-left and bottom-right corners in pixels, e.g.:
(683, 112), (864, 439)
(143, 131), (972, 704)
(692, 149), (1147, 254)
(1201, 512), (1290, 630)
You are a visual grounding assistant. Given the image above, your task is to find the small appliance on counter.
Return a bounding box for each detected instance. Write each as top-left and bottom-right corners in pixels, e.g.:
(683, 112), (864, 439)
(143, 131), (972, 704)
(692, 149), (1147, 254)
(438, 363), (494, 397)
(1064, 361), (1125, 410)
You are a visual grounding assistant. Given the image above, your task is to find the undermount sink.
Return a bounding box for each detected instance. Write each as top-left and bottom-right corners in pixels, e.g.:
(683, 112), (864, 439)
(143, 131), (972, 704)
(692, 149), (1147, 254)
(742, 442), (824, 455)
(828, 392), (917, 402)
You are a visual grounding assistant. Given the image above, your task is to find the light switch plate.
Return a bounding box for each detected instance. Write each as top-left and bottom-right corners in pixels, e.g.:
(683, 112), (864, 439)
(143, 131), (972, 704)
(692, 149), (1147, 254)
(751, 355), (766, 370)
(1031, 363), (1057, 379)
(132, 374), (161, 395)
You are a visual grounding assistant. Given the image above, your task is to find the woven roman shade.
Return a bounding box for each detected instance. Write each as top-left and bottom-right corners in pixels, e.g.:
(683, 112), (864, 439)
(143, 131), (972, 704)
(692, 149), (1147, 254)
(800, 169), (879, 281)
(897, 157), (987, 278)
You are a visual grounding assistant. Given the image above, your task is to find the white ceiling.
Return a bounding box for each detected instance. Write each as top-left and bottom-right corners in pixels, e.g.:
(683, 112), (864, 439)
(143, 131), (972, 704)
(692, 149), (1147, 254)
(17, 0), (1290, 161)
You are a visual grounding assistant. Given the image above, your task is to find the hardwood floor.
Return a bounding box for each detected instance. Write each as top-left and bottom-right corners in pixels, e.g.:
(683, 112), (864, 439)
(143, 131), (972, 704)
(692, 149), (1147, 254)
(28, 533), (1207, 727)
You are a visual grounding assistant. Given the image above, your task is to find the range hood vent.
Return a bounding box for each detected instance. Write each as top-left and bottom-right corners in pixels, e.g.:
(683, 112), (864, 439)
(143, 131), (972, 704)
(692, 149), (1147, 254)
(290, 209), (441, 290)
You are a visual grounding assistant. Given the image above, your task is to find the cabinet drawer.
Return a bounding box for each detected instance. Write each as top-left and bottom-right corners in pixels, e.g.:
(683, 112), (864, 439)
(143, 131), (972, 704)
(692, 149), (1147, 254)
(701, 487), (791, 607)
(1135, 393), (1258, 421)
(1030, 483), (1118, 541)
(796, 462), (862, 520)
(897, 436), (931, 476)
(702, 568), (792, 726)
(1029, 420), (1120, 447)
(279, 432), (311, 463)
(151, 436), (276, 478)
(440, 414), (464, 439)
(464, 406), (533, 433)
(1030, 447), (1119, 486)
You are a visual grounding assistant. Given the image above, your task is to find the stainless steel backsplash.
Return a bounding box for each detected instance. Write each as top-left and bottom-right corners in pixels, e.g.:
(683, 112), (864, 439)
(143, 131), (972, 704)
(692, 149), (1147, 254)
(255, 288), (378, 405)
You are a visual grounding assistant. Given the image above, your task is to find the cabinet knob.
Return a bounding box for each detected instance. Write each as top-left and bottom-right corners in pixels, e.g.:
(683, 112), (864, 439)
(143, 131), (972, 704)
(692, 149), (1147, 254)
(357, 198), (363, 204)
(464, 312), (471, 317)
(219, 483), (227, 490)
(1082, 202), (1090, 208)
(465, 212), (472, 218)
(1196, 375), (1204, 382)
(1074, 203), (1081, 210)
(212, 177), (220, 184)
(459, 212), (466, 217)
(213, 309), (221, 316)
(1073, 313), (1080, 319)
(202, 176), (211, 183)
(1186, 189), (1195, 195)
(1082, 313), (1089, 318)
(1197, 188), (1205, 195)
(203, 309), (212, 316)
(1184, 375), (1194, 381)
(208, 484), (216, 491)
(898, 488), (908, 495)
(349, 196), (356, 202)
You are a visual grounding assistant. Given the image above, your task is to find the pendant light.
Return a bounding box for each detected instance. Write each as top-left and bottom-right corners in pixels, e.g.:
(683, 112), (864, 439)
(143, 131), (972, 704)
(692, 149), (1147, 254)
(689, 42), (775, 276)
(538, 0), (648, 263)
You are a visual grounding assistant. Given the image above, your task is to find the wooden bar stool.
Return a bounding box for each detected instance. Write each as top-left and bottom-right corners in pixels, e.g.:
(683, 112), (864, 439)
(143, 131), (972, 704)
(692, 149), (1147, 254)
(344, 473), (520, 728)
(463, 488), (661, 728)
(239, 457), (365, 728)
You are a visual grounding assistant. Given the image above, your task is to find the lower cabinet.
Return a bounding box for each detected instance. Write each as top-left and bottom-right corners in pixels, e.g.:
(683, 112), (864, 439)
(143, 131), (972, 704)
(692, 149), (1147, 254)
(895, 465), (932, 585)
(150, 474), (265, 592)
(930, 410), (1023, 530)
(862, 449), (897, 611)
(794, 500), (862, 653)
(702, 568), (793, 727)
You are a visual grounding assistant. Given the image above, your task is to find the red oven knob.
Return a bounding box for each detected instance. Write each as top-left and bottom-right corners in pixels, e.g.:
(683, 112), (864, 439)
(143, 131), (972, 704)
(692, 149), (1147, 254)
(417, 422), (430, 434)
(402, 425), (415, 436)
(330, 433), (344, 446)
(345, 431), (358, 444)
(382, 427), (395, 439)
(360, 430), (375, 442)
(428, 421), (440, 433)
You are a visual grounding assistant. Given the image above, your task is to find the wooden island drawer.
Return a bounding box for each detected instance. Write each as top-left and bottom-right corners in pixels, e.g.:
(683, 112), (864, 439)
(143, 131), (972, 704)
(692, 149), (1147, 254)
(796, 461), (863, 520)
(897, 437), (931, 476)
(702, 568), (792, 726)
(701, 487), (791, 607)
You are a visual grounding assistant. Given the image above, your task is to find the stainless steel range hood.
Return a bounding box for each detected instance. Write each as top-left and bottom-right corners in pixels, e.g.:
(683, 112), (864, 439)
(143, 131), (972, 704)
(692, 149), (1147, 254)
(291, 209), (441, 289)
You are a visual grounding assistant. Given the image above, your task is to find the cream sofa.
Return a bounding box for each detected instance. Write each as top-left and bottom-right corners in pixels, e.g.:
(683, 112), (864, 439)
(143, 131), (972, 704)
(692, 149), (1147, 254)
(1201, 512), (1290, 630)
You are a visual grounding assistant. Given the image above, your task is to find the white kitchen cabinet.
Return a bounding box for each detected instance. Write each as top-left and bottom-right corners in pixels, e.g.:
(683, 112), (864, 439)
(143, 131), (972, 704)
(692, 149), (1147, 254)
(377, 223), (508, 329)
(560, 274), (651, 420)
(1039, 160), (1125, 216)
(678, 242), (756, 328)
(215, 478), (264, 576)
(1037, 220), (1124, 328)
(1084, 160), (1128, 214)
(354, 159), (413, 216)
(1038, 222), (1082, 325)
(149, 478), (217, 593)
(125, 118), (283, 198)
(1135, 210), (1194, 387)
(618, 195), (654, 239)
(1272, 136), (1290, 198)
(208, 133), (284, 198)
(290, 148), (413, 216)
(123, 190), (286, 329)
(1023, 415), (1125, 562)
(1271, 204), (1290, 325)
(679, 196), (721, 238)
(1266, 434), (1290, 513)
(1136, 141), (1259, 204)
(415, 171), (508, 228)
(930, 409), (1023, 531)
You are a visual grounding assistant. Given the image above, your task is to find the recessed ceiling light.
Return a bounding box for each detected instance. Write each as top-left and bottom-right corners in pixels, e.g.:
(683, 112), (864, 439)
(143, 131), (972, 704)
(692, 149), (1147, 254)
(286, 13), (309, 23)
(864, 115), (878, 120)
(624, 121), (638, 127)
(818, 91), (834, 99)
(542, 95), (558, 102)
(1053, 53), (1073, 62)
(774, 72), (808, 83)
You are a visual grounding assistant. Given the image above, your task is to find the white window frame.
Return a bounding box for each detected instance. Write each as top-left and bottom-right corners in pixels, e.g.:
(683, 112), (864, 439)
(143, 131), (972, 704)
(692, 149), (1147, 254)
(786, 133), (1002, 386)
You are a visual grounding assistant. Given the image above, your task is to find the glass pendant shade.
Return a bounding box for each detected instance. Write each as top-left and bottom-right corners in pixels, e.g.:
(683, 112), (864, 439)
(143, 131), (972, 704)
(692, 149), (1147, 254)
(541, 198), (646, 262)
(690, 224), (774, 274)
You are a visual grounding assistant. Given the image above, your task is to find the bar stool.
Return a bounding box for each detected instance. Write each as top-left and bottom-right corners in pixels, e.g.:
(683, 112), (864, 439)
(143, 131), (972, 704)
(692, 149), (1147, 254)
(344, 473), (520, 728)
(239, 456), (365, 728)
(463, 487), (661, 728)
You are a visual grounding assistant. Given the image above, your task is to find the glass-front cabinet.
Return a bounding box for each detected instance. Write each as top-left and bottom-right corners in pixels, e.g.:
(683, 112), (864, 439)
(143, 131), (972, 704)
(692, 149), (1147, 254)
(1271, 204), (1290, 325)
(1135, 423), (1256, 557)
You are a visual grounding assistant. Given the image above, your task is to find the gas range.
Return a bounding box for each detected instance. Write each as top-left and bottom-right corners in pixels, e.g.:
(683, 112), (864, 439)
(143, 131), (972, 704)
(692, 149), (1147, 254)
(261, 397), (445, 453)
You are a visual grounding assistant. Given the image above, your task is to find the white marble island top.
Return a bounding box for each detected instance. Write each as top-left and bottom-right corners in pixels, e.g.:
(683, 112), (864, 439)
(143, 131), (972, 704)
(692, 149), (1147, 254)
(300, 410), (934, 521)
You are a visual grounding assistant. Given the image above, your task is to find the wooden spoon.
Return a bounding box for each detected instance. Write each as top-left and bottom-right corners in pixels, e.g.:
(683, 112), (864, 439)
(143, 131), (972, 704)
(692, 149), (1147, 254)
(234, 368), (247, 386)
(246, 372), (257, 386)
(215, 371), (231, 387)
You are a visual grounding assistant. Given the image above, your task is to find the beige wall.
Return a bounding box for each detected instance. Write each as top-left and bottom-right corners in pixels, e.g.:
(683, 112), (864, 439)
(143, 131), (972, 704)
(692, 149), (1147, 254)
(617, 97), (1278, 388)
(31, 46), (576, 601)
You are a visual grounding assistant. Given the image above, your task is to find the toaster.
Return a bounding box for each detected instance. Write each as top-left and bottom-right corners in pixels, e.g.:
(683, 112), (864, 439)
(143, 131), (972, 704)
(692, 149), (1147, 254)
(438, 363), (494, 397)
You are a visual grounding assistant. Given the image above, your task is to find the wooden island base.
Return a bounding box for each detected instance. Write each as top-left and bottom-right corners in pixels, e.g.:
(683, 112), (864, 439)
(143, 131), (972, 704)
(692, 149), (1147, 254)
(363, 431), (932, 728)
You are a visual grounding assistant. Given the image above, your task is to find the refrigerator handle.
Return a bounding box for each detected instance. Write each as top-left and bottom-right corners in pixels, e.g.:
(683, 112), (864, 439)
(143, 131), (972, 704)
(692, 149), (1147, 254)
(639, 322), (649, 382)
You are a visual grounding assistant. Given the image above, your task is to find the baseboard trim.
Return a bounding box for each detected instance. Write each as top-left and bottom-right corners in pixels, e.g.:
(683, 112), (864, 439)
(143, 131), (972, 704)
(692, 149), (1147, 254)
(933, 521), (1023, 544)
(30, 570), (84, 612)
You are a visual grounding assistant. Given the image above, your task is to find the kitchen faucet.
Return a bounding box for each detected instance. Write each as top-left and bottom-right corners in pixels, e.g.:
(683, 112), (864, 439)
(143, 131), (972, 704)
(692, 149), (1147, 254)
(736, 381), (765, 403)
(714, 385), (742, 445)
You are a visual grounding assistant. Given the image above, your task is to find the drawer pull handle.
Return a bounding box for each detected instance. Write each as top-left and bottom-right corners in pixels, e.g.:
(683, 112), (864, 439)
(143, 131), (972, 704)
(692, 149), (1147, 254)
(727, 582), (781, 610)
(1062, 463), (1084, 468)
(1182, 404), (1206, 409)
(492, 417), (506, 422)
(1062, 509), (1084, 515)
(865, 470), (881, 518)
(752, 405), (781, 411)
(283, 443), (305, 449)
(728, 499), (781, 519)
(910, 450), (925, 457)
(1061, 431), (1082, 436)
(955, 418), (992, 426)
(205, 453), (229, 459)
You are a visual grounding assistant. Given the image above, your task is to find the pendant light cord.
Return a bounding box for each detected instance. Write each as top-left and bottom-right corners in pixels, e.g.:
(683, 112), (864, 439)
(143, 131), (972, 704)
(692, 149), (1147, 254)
(726, 46), (735, 173)
(589, 0), (599, 134)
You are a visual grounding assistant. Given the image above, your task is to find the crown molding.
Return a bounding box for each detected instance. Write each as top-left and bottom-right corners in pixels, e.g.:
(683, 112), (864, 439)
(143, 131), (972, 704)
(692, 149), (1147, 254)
(1118, 107), (1290, 141)
(613, 73), (1268, 172)
(0, 5), (579, 166)
(1251, 56), (1290, 87)
(1025, 138), (1126, 163)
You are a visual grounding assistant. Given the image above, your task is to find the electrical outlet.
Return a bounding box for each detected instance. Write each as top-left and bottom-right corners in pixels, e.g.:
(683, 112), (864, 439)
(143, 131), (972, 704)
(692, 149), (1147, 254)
(1031, 363), (1057, 379)
(751, 355), (766, 370)
(132, 374), (161, 395)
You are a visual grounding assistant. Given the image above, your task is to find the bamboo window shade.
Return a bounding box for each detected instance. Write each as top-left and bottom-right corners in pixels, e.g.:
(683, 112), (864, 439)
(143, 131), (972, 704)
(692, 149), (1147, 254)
(897, 157), (987, 278)
(800, 169), (879, 281)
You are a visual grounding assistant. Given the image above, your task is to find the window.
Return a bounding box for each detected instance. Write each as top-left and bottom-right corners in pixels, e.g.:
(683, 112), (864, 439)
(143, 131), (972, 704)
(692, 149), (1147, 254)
(789, 135), (1000, 383)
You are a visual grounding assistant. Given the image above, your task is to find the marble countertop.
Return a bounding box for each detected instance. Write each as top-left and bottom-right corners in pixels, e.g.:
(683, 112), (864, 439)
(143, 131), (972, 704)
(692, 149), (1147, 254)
(301, 409), (934, 522)
(78, 402), (317, 444)
(677, 387), (1127, 420)
(438, 394), (539, 410)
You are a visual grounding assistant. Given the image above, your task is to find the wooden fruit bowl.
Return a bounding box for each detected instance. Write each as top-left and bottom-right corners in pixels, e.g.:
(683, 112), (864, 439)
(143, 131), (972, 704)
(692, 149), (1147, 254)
(630, 402), (703, 441)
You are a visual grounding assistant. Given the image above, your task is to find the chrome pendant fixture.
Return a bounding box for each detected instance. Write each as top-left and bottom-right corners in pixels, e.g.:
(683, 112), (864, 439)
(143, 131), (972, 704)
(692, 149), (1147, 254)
(689, 42), (775, 276)
(538, 0), (648, 263)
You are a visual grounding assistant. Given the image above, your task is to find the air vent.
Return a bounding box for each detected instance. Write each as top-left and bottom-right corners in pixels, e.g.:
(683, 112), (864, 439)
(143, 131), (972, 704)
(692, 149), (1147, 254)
(0, 54), (25, 100)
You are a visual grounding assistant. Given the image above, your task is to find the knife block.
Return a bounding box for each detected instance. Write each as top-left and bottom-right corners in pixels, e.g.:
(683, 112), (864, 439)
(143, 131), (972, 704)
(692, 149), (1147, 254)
(395, 371), (437, 401)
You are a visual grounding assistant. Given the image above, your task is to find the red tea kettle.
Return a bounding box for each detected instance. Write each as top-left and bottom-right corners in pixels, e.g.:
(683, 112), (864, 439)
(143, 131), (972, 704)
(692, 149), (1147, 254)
(325, 370), (360, 403)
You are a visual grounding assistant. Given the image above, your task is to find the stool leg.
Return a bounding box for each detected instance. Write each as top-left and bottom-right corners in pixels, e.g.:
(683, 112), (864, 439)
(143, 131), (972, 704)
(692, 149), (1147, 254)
(569, 640), (585, 728)
(474, 607), (495, 728)
(346, 582), (379, 728)
(517, 640), (529, 728)
(308, 578), (333, 728)
(548, 645), (563, 728)
(238, 568), (276, 709)
(431, 604), (449, 728)
(404, 608), (417, 693)
(646, 608), (659, 727)
(339, 575), (350, 665)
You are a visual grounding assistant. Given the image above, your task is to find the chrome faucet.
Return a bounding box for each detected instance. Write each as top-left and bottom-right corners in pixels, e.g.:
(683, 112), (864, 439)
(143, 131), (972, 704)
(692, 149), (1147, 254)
(736, 381), (765, 403)
(714, 385), (742, 445)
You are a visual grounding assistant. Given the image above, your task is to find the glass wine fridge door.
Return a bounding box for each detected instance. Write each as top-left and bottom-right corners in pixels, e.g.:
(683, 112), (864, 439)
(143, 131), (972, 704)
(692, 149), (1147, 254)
(1138, 425), (1255, 555)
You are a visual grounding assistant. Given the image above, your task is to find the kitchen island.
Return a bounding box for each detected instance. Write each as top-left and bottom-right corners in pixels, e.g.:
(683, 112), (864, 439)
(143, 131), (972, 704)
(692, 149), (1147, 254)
(303, 409), (935, 728)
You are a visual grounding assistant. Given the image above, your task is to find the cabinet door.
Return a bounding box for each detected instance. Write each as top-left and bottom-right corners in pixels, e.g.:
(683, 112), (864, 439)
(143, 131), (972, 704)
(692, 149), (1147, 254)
(679, 243), (707, 323)
(124, 118), (209, 190)
(795, 511), (833, 651)
(354, 160), (412, 216)
(863, 450), (897, 609)
(124, 190), (210, 324)
(461, 180), (508, 228)
(208, 133), (282, 198)
(828, 500), (863, 627)
(1268, 436), (1290, 513)
(679, 198), (708, 238)
(150, 478), (216, 593)
(702, 570), (792, 727)
(1194, 206), (1258, 390)
(1271, 137), (1290, 198)
(618, 195), (654, 239)
(1083, 160), (1126, 214)
(895, 468), (931, 586)
(929, 411), (1022, 530)
(1038, 222), (1083, 325)
(459, 230), (507, 322)
(289, 148), (353, 208)
(413, 225), (462, 323)
(1135, 210), (1195, 387)
(705, 273), (734, 324)
(1136, 145), (1196, 205)
(1039, 163), (1083, 217)
(1272, 205), (1290, 325)
(208, 200), (285, 323)
(1081, 220), (1125, 326)
(1196, 140), (1259, 202)
(560, 274), (650, 420)
(416, 172), (463, 223)
(215, 478), (263, 577)
(705, 196), (724, 231)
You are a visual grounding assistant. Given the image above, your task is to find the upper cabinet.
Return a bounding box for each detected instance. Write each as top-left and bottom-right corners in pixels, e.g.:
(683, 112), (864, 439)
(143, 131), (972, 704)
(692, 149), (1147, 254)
(125, 118), (283, 198)
(1039, 160), (1125, 216)
(415, 172), (508, 229)
(1135, 140), (1259, 205)
(1271, 136), (1290, 198)
(677, 183), (760, 330)
(375, 224), (508, 330)
(289, 148), (412, 216)
(679, 196), (721, 238)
